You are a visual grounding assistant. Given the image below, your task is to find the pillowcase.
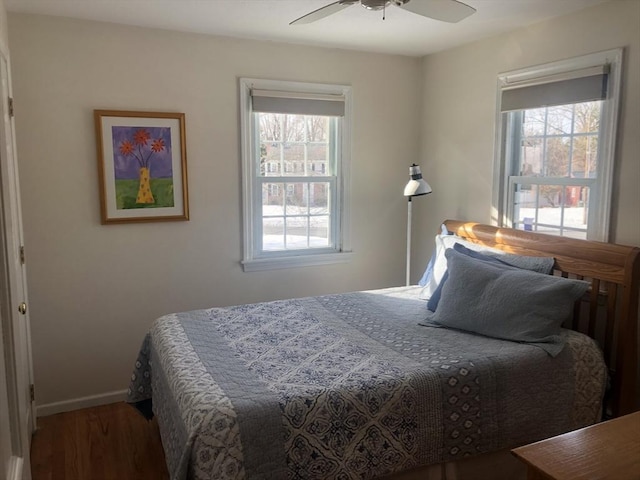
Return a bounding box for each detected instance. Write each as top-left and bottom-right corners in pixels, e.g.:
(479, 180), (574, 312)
(426, 243), (512, 312)
(426, 243), (556, 312)
(418, 233), (555, 300)
(428, 248), (589, 356)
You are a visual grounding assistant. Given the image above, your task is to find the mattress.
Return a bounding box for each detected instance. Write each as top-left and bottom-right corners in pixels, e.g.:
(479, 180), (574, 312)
(127, 286), (607, 480)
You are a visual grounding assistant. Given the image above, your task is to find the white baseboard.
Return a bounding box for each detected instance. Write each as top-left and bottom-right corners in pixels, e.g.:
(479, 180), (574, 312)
(36, 389), (128, 418)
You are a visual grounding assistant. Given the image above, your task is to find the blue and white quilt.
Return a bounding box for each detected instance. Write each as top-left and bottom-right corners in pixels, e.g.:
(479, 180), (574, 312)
(127, 287), (606, 480)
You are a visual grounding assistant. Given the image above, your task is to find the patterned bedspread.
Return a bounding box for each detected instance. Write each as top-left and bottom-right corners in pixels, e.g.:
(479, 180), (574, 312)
(127, 287), (607, 480)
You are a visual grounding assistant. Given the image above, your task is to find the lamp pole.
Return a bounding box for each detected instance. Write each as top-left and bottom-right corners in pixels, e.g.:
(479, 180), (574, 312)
(406, 196), (413, 286)
(403, 164), (432, 286)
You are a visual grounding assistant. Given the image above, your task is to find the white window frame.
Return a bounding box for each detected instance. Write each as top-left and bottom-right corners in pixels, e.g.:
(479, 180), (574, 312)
(239, 78), (353, 272)
(492, 49), (623, 241)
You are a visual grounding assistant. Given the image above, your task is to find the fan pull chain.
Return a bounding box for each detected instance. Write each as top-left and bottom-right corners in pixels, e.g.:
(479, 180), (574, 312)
(383, 3), (386, 20)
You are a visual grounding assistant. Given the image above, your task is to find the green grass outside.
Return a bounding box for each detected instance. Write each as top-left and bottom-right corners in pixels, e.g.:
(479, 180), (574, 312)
(115, 178), (175, 210)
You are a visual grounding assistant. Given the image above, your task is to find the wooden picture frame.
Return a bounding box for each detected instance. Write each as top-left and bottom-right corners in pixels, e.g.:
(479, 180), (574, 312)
(94, 110), (189, 224)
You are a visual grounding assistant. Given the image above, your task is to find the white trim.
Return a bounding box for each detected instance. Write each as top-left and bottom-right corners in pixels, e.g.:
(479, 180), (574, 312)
(240, 79), (254, 268)
(339, 88), (353, 254)
(499, 50), (620, 88)
(242, 78), (350, 97)
(36, 389), (128, 417)
(594, 49), (622, 242)
(242, 252), (353, 272)
(251, 89), (345, 102)
(509, 177), (595, 187)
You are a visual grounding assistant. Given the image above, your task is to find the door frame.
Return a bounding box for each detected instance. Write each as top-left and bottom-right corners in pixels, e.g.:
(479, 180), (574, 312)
(0, 45), (35, 480)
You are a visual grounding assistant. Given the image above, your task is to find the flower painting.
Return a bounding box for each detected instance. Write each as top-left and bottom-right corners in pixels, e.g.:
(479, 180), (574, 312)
(95, 110), (189, 224)
(112, 126), (173, 208)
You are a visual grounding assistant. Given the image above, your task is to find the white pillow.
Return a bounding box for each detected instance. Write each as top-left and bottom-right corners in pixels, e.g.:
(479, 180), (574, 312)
(419, 235), (482, 299)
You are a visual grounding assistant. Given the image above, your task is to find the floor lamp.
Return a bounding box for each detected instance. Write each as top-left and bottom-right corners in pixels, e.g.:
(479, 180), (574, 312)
(404, 164), (432, 286)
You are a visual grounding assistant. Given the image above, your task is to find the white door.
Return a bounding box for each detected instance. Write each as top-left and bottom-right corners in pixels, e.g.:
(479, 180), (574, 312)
(0, 51), (34, 480)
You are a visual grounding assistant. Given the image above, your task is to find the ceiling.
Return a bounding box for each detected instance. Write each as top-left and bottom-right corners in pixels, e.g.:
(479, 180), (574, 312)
(6, 0), (608, 57)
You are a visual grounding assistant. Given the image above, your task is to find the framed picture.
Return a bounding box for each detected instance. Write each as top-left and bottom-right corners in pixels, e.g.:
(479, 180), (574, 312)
(94, 110), (189, 224)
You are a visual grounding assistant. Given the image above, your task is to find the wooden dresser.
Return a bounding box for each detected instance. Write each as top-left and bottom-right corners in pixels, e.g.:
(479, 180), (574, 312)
(511, 411), (640, 479)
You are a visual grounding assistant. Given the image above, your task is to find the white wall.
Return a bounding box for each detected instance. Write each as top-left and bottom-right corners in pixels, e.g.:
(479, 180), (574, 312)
(8, 14), (422, 408)
(415, 0), (640, 267)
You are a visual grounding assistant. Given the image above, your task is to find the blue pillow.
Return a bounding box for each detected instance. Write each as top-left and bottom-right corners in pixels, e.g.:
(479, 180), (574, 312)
(428, 248), (588, 356)
(427, 243), (555, 312)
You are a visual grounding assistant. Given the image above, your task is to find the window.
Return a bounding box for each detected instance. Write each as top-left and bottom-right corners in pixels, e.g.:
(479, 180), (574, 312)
(239, 78), (352, 271)
(494, 49), (622, 241)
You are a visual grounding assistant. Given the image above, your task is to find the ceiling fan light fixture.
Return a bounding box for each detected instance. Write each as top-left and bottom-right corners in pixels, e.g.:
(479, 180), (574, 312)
(361, 0), (389, 11)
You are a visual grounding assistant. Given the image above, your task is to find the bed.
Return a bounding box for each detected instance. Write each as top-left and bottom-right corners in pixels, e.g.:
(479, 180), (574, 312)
(127, 220), (640, 480)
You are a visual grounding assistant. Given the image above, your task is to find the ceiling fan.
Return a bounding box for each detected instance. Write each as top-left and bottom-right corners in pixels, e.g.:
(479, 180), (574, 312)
(290, 0), (476, 25)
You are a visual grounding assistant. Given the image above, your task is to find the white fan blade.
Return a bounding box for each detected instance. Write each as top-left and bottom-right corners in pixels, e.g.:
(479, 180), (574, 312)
(290, 1), (353, 25)
(400, 0), (476, 23)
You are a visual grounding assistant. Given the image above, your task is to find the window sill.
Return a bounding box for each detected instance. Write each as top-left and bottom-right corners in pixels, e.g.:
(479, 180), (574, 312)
(242, 252), (353, 272)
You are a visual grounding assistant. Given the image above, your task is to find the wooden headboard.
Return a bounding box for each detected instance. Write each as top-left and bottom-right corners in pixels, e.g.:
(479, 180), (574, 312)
(443, 220), (640, 417)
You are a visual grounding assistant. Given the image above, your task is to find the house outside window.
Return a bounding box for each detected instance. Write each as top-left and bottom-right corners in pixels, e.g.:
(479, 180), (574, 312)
(239, 78), (353, 271)
(494, 49), (622, 241)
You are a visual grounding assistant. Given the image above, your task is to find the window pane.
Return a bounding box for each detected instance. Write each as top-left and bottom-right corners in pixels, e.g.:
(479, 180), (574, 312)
(572, 135), (599, 179)
(262, 183), (283, 214)
(308, 145), (329, 177)
(522, 108), (546, 136)
(562, 185), (589, 231)
(263, 217), (284, 251)
(310, 216), (330, 247)
(306, 116), (328, 142)
(310, 183), (329, 214)
(520, 137), (543, 176)
(259, 114), (281, 141)
(283, 144), (304, 176)
(285, 216), (308, 249)
(546, 105), (573, 135)
(260, 143), (281, 177)
(545, 137), (571, 176)
(285, 183), (308, 211)
(574, 102), (601, 134)
(284, 115), (306, 142)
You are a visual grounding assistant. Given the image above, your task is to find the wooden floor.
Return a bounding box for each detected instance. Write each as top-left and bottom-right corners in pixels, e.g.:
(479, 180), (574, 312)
(31, 402), (170, 480)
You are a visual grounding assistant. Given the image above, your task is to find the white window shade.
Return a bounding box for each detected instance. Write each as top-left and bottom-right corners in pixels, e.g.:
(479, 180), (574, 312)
(251, 89), (345, 116)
